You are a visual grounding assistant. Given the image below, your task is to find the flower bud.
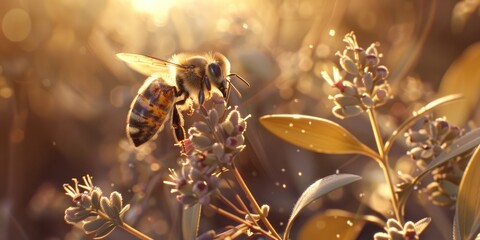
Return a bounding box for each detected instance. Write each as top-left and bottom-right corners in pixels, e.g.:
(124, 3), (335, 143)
(207, 109), (219, 126)
(226, 110), (240, 126)
(362, 72), (374, 92)
(221, 121), (235, 135)
(192, 122), (211, 134)
(376, 65), (389, 79)
(366, 43), (378, 56)
(407, 147), (423, 160)
(360, 94), (374, 108)
(339, 55), (359, 75)
(373, 89), (388, 105)
(355, 48), (366, 64)
(191, 135), (213, 151)
(365, 54), (379, 67)
(405, 130), (430, 143)
(192, 181), (208, 196)
(333, 95), (361, 107)
(342, 84), (358, 96)
(342, 105), (364, 118)
(212, 143), (224, 159)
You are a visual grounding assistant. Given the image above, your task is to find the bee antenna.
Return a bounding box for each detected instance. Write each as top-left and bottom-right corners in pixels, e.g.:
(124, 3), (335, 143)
(228, 73), (250, 87)
(225, 78), (242, 98)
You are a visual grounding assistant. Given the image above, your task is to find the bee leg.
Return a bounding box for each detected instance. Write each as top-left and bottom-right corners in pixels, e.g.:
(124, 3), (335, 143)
(172, 104), (186, 143)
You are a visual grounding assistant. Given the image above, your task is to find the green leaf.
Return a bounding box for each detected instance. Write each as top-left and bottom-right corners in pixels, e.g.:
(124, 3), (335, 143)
(437, 42), (480, 126)
(259, 114), (379, 160)
(423, 128), (480, 173)
(384, 94), (463, 154)
(93, 221), (116, 239)
(455, 147), (480, 240)
(83, 217), (109, 233)
(109, 191), (123, 213)
(284, 174), (362, 240)
(100, 196), (118, 220)
(182, 203), (202, 240)
(415, 217), (432, 235)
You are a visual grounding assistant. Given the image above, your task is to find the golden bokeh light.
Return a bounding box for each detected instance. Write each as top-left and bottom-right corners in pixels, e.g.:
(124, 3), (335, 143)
(2, 8), (31, 42)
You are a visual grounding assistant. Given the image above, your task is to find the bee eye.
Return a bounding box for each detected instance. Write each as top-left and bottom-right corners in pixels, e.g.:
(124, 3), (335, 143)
(208, 63), (222, 78)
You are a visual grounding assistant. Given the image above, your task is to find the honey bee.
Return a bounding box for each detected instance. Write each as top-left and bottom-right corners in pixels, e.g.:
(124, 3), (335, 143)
(117, 52), (248, 147)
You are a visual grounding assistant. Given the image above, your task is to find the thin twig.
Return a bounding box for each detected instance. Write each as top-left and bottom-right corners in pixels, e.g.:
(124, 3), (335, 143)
(218, 192), (247, 215)
(208, 204), (274, 238)
(232, 164), (282, 239)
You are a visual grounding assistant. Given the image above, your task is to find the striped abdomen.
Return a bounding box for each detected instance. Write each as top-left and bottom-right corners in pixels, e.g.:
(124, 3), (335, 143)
(126, 77), (175, 147)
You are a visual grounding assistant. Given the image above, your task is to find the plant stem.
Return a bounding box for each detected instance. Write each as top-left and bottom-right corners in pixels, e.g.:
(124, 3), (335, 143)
(97, 211), (153, 240)
(232, 164), (282, 240)
(120, 222), (154, 240)
(208, 204), (274, 238)
(367, 109), (402, 224)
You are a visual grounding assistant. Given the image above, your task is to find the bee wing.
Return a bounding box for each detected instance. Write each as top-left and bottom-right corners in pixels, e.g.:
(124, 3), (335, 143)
(116, 53), (187, 76)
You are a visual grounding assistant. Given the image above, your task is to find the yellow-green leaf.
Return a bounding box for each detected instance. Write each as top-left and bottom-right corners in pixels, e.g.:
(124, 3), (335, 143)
(284, 174), (362, 240)
(182, 204), (201, 240)
(296, 209), (384, 240)
(297, 211), (363, 240)
(437, 42), (480, 126)
(455, 146), (480, 240)
(259, 114), (379, 160)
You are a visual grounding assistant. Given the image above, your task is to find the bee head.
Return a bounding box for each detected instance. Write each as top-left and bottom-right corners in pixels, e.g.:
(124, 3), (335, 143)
(206, 53), (231, 99)
(207, 62), (227, 98)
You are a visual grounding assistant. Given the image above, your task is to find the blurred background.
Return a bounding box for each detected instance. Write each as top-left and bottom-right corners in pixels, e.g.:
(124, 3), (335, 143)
(1, 0), (479, 239)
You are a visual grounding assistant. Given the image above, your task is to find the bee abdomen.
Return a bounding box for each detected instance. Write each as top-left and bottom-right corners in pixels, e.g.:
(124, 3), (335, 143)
(127, 79), (175, 147)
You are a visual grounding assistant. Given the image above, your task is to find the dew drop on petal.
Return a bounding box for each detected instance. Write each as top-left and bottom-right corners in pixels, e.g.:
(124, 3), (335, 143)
(308, 121), (312, 125)
(335, 169), (340, 174)
(279, 222), (284, 226)
(413, 185), (418, 191)
(281, 168), (286, 172)
(275, 182), (280, 186)
(289, 123), (293, 127)
(347, 220), (353, 226)
(301, 129), (306, 133)
(111, 183), (115, 187)
(296, 149), (300, 152)
(359, 193), (365, 198)
(298, 172), (302, 176)
(336, 234), (340, 238)
(282, 184), (287, 188)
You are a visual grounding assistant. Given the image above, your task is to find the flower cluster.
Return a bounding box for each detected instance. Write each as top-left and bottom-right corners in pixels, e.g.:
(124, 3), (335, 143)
(63, 175), (130, 239)
(166, 101), (248, 206)
(405, 116), (469, 206)
(374, 218), (431, 240)
(321, 32), (391, 119)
